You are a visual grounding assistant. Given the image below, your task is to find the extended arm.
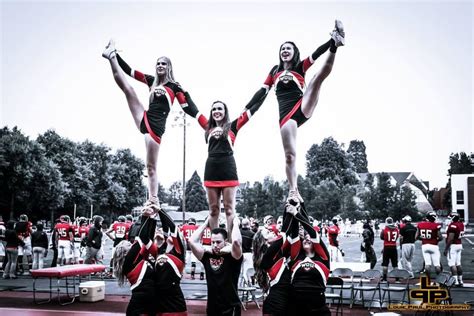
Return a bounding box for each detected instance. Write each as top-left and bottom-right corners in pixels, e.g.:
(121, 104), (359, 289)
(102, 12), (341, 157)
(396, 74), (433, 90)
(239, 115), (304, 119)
(176, 91), (208, 129)
(244, 87), (269, 111)
(285, 205), (302, 260)
(231, 217), (242, 260)
(116, 53), (155, 87)
(244, 65), (276, 110)
(105, 226), (115, 241)
(189, 218), (209, 261)
(157, 209), (184, 257)
(287, 204), (329, 262)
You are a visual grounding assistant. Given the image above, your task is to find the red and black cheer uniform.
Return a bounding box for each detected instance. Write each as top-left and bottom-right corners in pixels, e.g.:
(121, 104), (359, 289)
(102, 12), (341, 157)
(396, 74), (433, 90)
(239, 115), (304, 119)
(122, 216), (158, 316)
(184, 92), (264, 188)
(116, 55), (207, 144)
(247, 40), (332, 128)
(260, 211), (293, 316)
(155, 210), (187, 315)
(288, 204), (331, 315)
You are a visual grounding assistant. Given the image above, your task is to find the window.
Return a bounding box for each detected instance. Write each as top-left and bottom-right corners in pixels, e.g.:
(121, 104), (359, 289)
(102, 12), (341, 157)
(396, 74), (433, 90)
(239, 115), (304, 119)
(456, 191), (464, 205)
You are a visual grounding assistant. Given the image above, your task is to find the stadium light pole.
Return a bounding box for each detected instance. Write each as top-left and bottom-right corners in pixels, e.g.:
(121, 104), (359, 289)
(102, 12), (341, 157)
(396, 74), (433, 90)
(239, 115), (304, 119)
(172, 110), (189, 225)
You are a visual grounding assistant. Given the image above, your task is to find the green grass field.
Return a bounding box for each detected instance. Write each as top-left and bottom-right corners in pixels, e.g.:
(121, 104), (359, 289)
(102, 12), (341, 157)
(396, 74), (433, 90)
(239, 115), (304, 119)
(329, 225), (474, 279)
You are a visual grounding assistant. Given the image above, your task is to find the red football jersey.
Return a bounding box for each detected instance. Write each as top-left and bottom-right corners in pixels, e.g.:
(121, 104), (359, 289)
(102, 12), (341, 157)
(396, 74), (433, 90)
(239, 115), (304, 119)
(417, 221), (441, 245)
(79, 226), (89, 240)
(382, 226), (399, 247)
(112, 222), (129, 239)
(327, 225), (340, 246)
(446, 222), (464, 245)
(72, 224), (81, 242)
(202, 227), (212, 245)
(54, 222), (73, 241)
(181, 224), (197, 242)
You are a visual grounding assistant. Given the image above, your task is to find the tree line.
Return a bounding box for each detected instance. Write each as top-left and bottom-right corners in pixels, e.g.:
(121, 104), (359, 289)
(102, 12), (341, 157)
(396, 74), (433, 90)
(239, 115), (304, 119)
(0, 127), (146, 223)
(236, 138), (420, 221)
(2, 126), (471, 223)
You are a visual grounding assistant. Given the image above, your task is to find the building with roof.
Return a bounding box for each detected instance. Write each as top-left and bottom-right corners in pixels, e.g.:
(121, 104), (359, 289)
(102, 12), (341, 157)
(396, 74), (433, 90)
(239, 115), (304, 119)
(358, 172), (433, 213)
(451, 174), (474, 223)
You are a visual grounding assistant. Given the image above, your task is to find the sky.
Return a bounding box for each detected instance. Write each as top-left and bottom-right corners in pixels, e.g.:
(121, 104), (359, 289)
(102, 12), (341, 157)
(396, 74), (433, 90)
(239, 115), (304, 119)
(1, 0), (473, 190)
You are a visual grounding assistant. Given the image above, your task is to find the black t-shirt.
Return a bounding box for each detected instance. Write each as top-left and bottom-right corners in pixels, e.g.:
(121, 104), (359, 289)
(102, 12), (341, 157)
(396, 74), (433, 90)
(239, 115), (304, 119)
(201, 252), (243, 312)
(400, 223), (417, 244)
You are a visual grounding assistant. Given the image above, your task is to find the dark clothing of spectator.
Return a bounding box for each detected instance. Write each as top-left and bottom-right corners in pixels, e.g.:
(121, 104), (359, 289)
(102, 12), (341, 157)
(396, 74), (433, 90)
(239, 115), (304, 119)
(31, 231), (48, 249)
(86, 226), (102, 249)
(400, 223), (417, 244)
(362, 224), (376, 269)
(240, 228), (254, 253)
(5, 229), (24, 248)
(50, 226), (58, 267)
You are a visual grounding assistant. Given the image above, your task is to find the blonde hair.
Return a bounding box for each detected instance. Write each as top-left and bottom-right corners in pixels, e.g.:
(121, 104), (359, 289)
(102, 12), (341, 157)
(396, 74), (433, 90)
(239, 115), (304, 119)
(152, 56), (175, 84)
(149, 56), (176, 104)
(113, 240), (132, 287)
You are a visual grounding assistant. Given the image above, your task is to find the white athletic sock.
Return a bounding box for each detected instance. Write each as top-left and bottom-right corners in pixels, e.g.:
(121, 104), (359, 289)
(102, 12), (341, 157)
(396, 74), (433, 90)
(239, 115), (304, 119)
(458, 275), (463, 283)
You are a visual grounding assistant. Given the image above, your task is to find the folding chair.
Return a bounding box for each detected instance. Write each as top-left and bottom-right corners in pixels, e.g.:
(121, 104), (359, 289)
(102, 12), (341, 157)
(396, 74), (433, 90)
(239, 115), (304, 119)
(239, 286), (260, 310)
(240, 253), (254, 287)
(332, 267), (354, 306)
(351, 269), (383, 311)
(326, 276), (344, 316)
(435, 272), (451, 286)
(381, 268), (411, 306)
(436, 274), (455, 306)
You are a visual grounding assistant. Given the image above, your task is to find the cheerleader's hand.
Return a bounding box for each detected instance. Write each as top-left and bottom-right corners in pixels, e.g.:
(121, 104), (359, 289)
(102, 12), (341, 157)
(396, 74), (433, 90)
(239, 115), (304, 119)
(285, 203), (298, 216)
(142, 207), (156, 218)
(219, 242), (232, 254)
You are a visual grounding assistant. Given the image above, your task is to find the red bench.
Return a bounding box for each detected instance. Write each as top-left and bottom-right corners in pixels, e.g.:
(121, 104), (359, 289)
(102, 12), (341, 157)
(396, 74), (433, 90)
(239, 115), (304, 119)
(31, 264), (106, 305)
